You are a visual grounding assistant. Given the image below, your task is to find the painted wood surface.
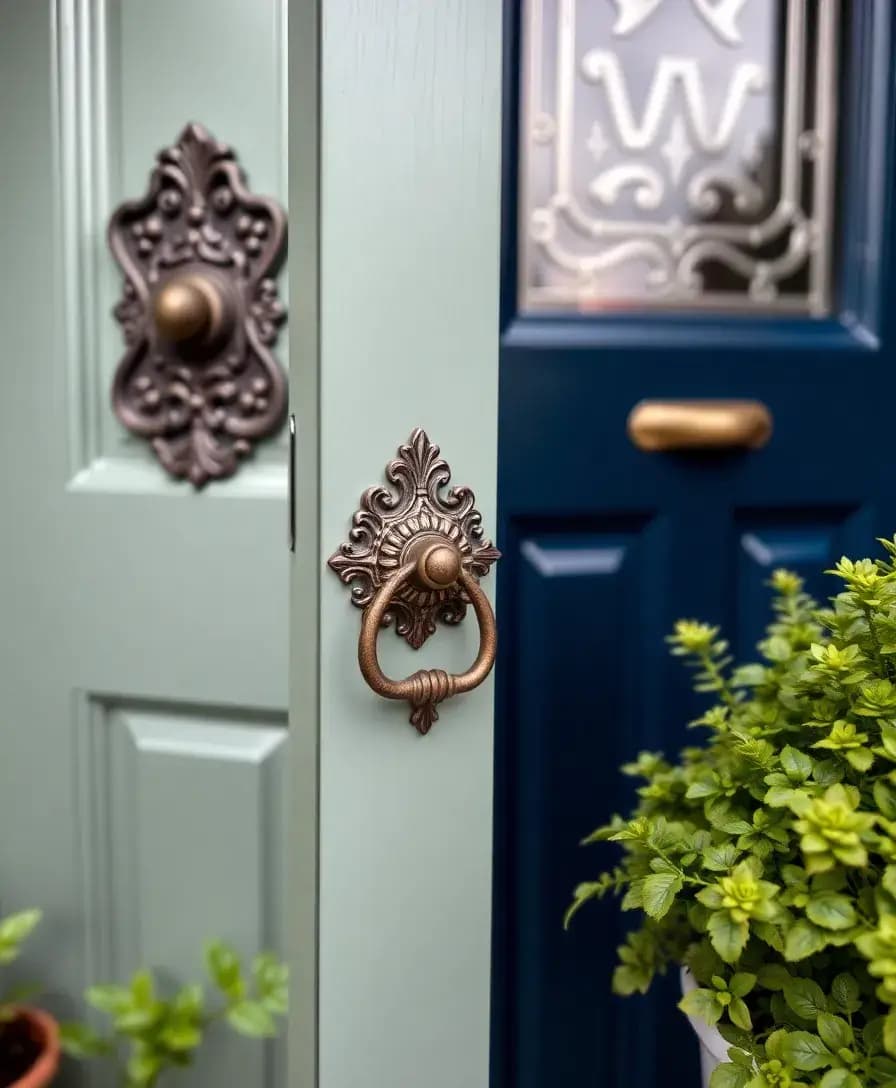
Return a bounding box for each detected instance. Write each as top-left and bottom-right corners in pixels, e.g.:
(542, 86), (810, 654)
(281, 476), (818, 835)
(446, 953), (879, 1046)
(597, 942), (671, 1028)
(288, 1), (502, 1085)
(0, 3), (289, 1085)
(493, 5), (896, 1087)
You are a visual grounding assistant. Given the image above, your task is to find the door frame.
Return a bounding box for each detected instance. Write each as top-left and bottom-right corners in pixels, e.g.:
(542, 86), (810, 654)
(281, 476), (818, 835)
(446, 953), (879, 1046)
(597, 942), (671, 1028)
(288, 3), (503, 1086)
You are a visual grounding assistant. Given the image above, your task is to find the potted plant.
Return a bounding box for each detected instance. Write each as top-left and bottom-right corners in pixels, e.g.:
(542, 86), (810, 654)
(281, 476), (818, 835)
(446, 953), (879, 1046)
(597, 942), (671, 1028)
(0, 910), (58, 1088)
(60, 940), (287, 1087)
(566, 541), (896, 1088)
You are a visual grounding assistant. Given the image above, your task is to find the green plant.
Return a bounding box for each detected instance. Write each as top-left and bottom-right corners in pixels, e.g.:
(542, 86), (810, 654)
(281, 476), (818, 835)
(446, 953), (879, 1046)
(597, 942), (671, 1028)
(566, 540), (896, 1088)
(0, 909), (42, 1017)
(60, 941), (288, 1088)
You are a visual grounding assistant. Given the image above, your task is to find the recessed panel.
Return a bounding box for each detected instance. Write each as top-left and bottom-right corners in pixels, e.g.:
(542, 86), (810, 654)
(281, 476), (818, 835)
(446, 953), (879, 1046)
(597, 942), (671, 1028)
(58, 0), (289, 489)
(734, 506), (875, 656)
(506, 518), (683, 1088)
(77, 697), (287, 1087)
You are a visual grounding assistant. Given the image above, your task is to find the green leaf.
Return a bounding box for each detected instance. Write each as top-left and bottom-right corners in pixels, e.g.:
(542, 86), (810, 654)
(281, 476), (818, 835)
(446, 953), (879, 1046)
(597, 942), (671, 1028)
(757, 964), (792, 991)
(0, 910), (41, 948)
(784, 920), (828, 962)
(720, 1023), (759, 1054)
(765, 1028), (788, 1061)
(563, 882), (605, 928)
(641, 872), (683, 920)
(114, 1005), (162, 1034)
(619, 879), (644, 912)
(865, 1017), (886, 1055)
(727, 1046), (754, 1070)
(817, 1013), (852, 1052)
(752, 921), (785, 953)
(876, 782), (896, 819)
(612, 964), (650, 995)
(173, 983), (204, 1017)
(679, 987), (723, 1026)
(227, 1000), (277, 1038)
(0, 911), (41, 966)
(127, 1049), (162, 1088)
(706, 799), (752, 835)
(819, 1072), (862, 1088)
(885, 1008), (896, 1057)
(871, 1055), (896, 1079)
(846, 748), (874, 772)
(59, 1022), (113, 1058)
(881, 721), (896, 759)
(806, 893), (857, 931)
(205, 940), (245, 1001)
(86, 984), (133, 1016)
(728, 996), (751, 1030)
(159, 1022), (202, 1052)
(254, 953), (288, 1014)
(781, 745), (813, 782)
(765, 785), (800, 808)
(783, 977), (827, 1020)
(702, 844), (741, 872)
(780, 1030), (834, 1071)
(708, 1063), (751, 1088)
(130, 969), (155, 1008)
(831, 973), (861, 1014)
(707, 912), (749, 964)
(686, 776), (721, 799)
(729, 973), (757, 998)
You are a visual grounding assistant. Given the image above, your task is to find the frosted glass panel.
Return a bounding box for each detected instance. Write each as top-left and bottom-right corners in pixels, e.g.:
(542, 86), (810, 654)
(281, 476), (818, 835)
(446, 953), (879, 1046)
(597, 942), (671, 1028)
(519, 0), (839, 315)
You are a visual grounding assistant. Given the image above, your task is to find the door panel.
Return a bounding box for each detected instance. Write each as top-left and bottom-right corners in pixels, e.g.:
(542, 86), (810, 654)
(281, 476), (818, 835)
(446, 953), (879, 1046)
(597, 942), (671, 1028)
(495, 3), (896, 1086)
(287, 1), (502, 1086)
(0, 3), (288, 1085)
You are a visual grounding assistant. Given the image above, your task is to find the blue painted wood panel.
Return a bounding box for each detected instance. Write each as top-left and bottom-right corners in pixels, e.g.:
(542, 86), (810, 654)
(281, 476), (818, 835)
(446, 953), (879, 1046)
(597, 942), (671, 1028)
(493, 4), (896, 1086)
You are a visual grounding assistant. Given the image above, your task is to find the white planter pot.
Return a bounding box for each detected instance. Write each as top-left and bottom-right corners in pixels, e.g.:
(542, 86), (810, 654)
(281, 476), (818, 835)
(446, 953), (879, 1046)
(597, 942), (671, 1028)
(680, 967), (730, 1087)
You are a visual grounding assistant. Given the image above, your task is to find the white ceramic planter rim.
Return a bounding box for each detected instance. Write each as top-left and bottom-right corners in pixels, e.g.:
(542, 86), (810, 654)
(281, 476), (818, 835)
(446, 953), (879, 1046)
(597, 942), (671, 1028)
(680, 966), (730, 1066)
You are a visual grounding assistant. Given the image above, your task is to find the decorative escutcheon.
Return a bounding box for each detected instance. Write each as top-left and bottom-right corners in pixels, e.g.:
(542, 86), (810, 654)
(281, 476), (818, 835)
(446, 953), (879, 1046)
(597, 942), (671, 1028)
(329, 429), (500, 734)
(108, 123), (287, 486)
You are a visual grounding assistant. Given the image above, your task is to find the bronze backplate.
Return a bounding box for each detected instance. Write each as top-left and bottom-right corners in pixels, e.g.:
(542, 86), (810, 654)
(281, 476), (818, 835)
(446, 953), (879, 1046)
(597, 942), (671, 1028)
(108, 123), (287, 486)
(328, 429), (500, 649)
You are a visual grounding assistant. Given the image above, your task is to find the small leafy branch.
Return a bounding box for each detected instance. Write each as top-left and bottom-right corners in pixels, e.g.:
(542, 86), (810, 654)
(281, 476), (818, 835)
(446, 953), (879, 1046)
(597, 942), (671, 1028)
(61, 941), (288, 1088)
(0, 909), (42, 1018)
(567, 540), (896, 1088)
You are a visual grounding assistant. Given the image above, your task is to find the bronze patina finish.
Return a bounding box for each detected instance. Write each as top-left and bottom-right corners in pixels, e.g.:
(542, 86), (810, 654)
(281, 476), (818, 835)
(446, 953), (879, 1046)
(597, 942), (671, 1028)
(108, 123), (287, 486)
(329, 429), (500, 733)
(152, 273), (231, 346)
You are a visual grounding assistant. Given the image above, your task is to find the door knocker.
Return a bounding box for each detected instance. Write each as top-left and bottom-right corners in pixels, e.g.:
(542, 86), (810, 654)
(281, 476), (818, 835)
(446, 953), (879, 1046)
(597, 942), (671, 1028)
(328, 429), (500, 734)
(108, 123), (287, 486)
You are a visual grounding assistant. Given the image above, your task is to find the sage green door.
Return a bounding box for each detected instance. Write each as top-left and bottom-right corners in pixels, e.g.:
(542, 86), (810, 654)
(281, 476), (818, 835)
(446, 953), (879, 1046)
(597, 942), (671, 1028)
(0, 3), (288, 1085)
(287, 1), (502, 1086)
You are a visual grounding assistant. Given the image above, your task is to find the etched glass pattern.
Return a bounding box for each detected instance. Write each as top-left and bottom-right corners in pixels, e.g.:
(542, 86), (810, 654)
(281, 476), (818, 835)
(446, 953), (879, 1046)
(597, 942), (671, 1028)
(519, 0), (839, 315)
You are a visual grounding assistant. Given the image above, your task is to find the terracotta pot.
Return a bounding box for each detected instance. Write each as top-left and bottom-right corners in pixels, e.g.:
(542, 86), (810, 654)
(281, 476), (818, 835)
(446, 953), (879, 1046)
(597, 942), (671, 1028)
(4, 1009), (60, 1088)
(680, 968), (729, 1087)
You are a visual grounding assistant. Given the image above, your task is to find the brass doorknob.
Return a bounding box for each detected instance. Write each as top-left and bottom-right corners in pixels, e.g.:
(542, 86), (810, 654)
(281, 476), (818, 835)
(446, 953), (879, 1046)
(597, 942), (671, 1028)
(152, 273), (232, 346)
(627, 399), (773, 452)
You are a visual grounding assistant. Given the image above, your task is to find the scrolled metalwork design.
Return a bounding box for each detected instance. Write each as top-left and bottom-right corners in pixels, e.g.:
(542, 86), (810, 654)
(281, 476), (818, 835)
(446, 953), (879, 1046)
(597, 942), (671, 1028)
(108, 123), (287, 485)
(328, 429), (500, 651)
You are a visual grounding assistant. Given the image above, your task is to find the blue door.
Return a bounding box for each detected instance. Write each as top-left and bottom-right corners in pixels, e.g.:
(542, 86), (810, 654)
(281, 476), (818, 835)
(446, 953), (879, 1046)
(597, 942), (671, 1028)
(493, 3), (895, 1086)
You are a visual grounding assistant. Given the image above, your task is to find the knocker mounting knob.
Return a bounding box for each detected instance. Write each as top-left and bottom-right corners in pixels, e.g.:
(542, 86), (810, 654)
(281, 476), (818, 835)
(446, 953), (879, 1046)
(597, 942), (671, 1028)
(411, 540), (463, 591)
(152, 273), (232, 348)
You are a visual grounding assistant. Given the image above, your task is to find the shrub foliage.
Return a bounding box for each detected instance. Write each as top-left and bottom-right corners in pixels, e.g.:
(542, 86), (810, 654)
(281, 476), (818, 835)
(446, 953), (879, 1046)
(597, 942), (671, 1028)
(568, 540), (896, 1088)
